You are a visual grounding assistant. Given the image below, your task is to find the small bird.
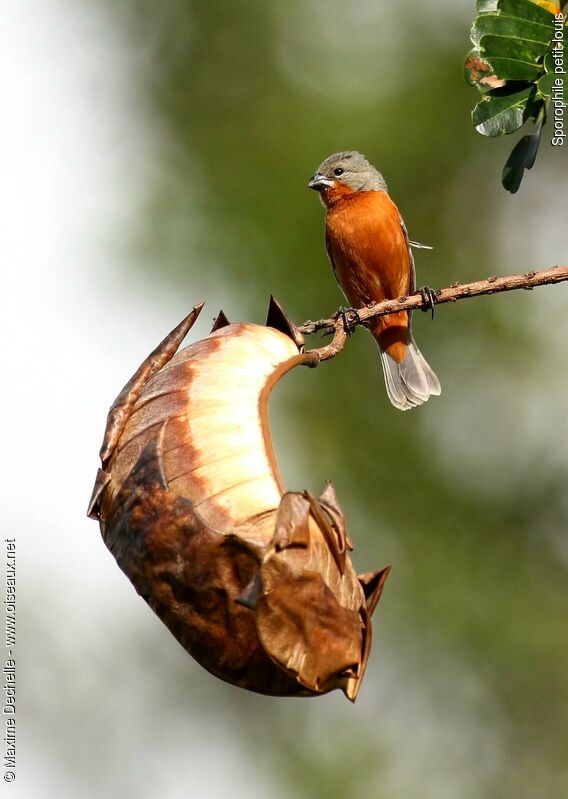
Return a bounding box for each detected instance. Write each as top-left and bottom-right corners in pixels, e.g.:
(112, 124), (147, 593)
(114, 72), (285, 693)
(308, 150), (441, 411)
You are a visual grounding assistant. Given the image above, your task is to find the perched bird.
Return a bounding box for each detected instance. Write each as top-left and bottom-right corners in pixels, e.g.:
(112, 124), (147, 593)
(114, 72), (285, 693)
(308, 150), (440, 411)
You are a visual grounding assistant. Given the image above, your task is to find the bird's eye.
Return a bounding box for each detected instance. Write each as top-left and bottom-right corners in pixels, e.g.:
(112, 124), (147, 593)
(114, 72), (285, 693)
(333, 167), (344, 177)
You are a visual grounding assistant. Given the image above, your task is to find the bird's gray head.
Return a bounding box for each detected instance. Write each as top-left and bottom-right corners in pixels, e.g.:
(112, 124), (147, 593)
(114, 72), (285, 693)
(308, 151), (387, 194)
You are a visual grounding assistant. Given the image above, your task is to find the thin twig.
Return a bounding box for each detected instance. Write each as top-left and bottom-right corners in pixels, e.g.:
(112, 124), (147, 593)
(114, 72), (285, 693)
(300, 265), (568, 362)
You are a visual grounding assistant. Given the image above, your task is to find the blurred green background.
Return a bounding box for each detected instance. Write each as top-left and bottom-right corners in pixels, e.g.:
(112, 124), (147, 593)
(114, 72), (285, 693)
(9, 1), (567, 797)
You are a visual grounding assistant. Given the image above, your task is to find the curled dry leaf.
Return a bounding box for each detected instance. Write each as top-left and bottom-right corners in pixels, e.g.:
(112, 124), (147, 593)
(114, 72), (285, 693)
(88, 298), (389, 700)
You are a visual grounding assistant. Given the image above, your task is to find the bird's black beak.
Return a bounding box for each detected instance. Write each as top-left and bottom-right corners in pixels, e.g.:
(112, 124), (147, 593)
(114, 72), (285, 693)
(308, 172), (334, 191)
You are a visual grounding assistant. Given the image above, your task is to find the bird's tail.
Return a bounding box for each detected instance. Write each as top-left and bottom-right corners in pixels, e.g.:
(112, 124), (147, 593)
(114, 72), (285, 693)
(379, 335), (441, 411)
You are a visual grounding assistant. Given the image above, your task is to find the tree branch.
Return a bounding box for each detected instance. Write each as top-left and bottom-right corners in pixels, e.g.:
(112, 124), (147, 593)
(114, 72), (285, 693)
(300, 264), (568, 363)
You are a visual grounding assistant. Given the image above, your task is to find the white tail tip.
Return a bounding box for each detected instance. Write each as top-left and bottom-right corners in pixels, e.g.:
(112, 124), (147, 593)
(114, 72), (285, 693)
(379, 337), (441, 411)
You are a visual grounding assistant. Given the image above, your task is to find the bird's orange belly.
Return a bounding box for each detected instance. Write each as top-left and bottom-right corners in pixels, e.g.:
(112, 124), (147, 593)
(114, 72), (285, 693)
(325, 193), (412, 362)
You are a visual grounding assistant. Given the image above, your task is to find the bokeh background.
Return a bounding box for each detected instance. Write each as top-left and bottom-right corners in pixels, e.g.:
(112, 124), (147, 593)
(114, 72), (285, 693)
(4, 1), (567, 797)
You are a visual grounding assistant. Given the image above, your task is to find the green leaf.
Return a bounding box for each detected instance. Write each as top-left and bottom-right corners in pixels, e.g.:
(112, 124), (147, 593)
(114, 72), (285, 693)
(525, 93), (546, 125)
(472, 86), (535, 135)
(543, 50), (556, 72)
(502, 127), (542, 192)
(480, 33), (550, 62)
(464, 48), (501, 88)
(477, 0), (499, 13)
(538, 36), (565, 96)
(471, 15), (552, 47)
(482, 55), (542, 80)
(497, 0), (555, 26)
(537, 71), (555, 96)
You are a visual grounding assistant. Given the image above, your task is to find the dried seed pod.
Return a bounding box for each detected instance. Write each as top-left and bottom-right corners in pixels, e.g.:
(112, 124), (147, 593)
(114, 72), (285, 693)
(88, 299), (389, 700)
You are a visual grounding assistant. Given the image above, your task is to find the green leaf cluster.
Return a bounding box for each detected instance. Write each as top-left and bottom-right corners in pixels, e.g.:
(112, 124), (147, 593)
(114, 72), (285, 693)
(465, 0), (556, 135)
(464, 0), (566, 191)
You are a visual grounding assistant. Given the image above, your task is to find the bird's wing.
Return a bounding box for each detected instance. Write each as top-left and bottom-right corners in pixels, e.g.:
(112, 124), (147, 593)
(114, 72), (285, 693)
(325, 231), (339, 285)
(398, 216), (416, 294)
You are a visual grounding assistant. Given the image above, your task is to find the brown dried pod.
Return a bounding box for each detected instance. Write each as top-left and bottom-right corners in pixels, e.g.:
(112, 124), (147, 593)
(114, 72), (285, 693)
(88, 298), (389, 700)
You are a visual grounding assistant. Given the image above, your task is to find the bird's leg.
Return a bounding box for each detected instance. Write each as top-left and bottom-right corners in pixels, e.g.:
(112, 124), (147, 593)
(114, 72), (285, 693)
(334, 306), (360, 336)
(419, 286), (437, 320)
